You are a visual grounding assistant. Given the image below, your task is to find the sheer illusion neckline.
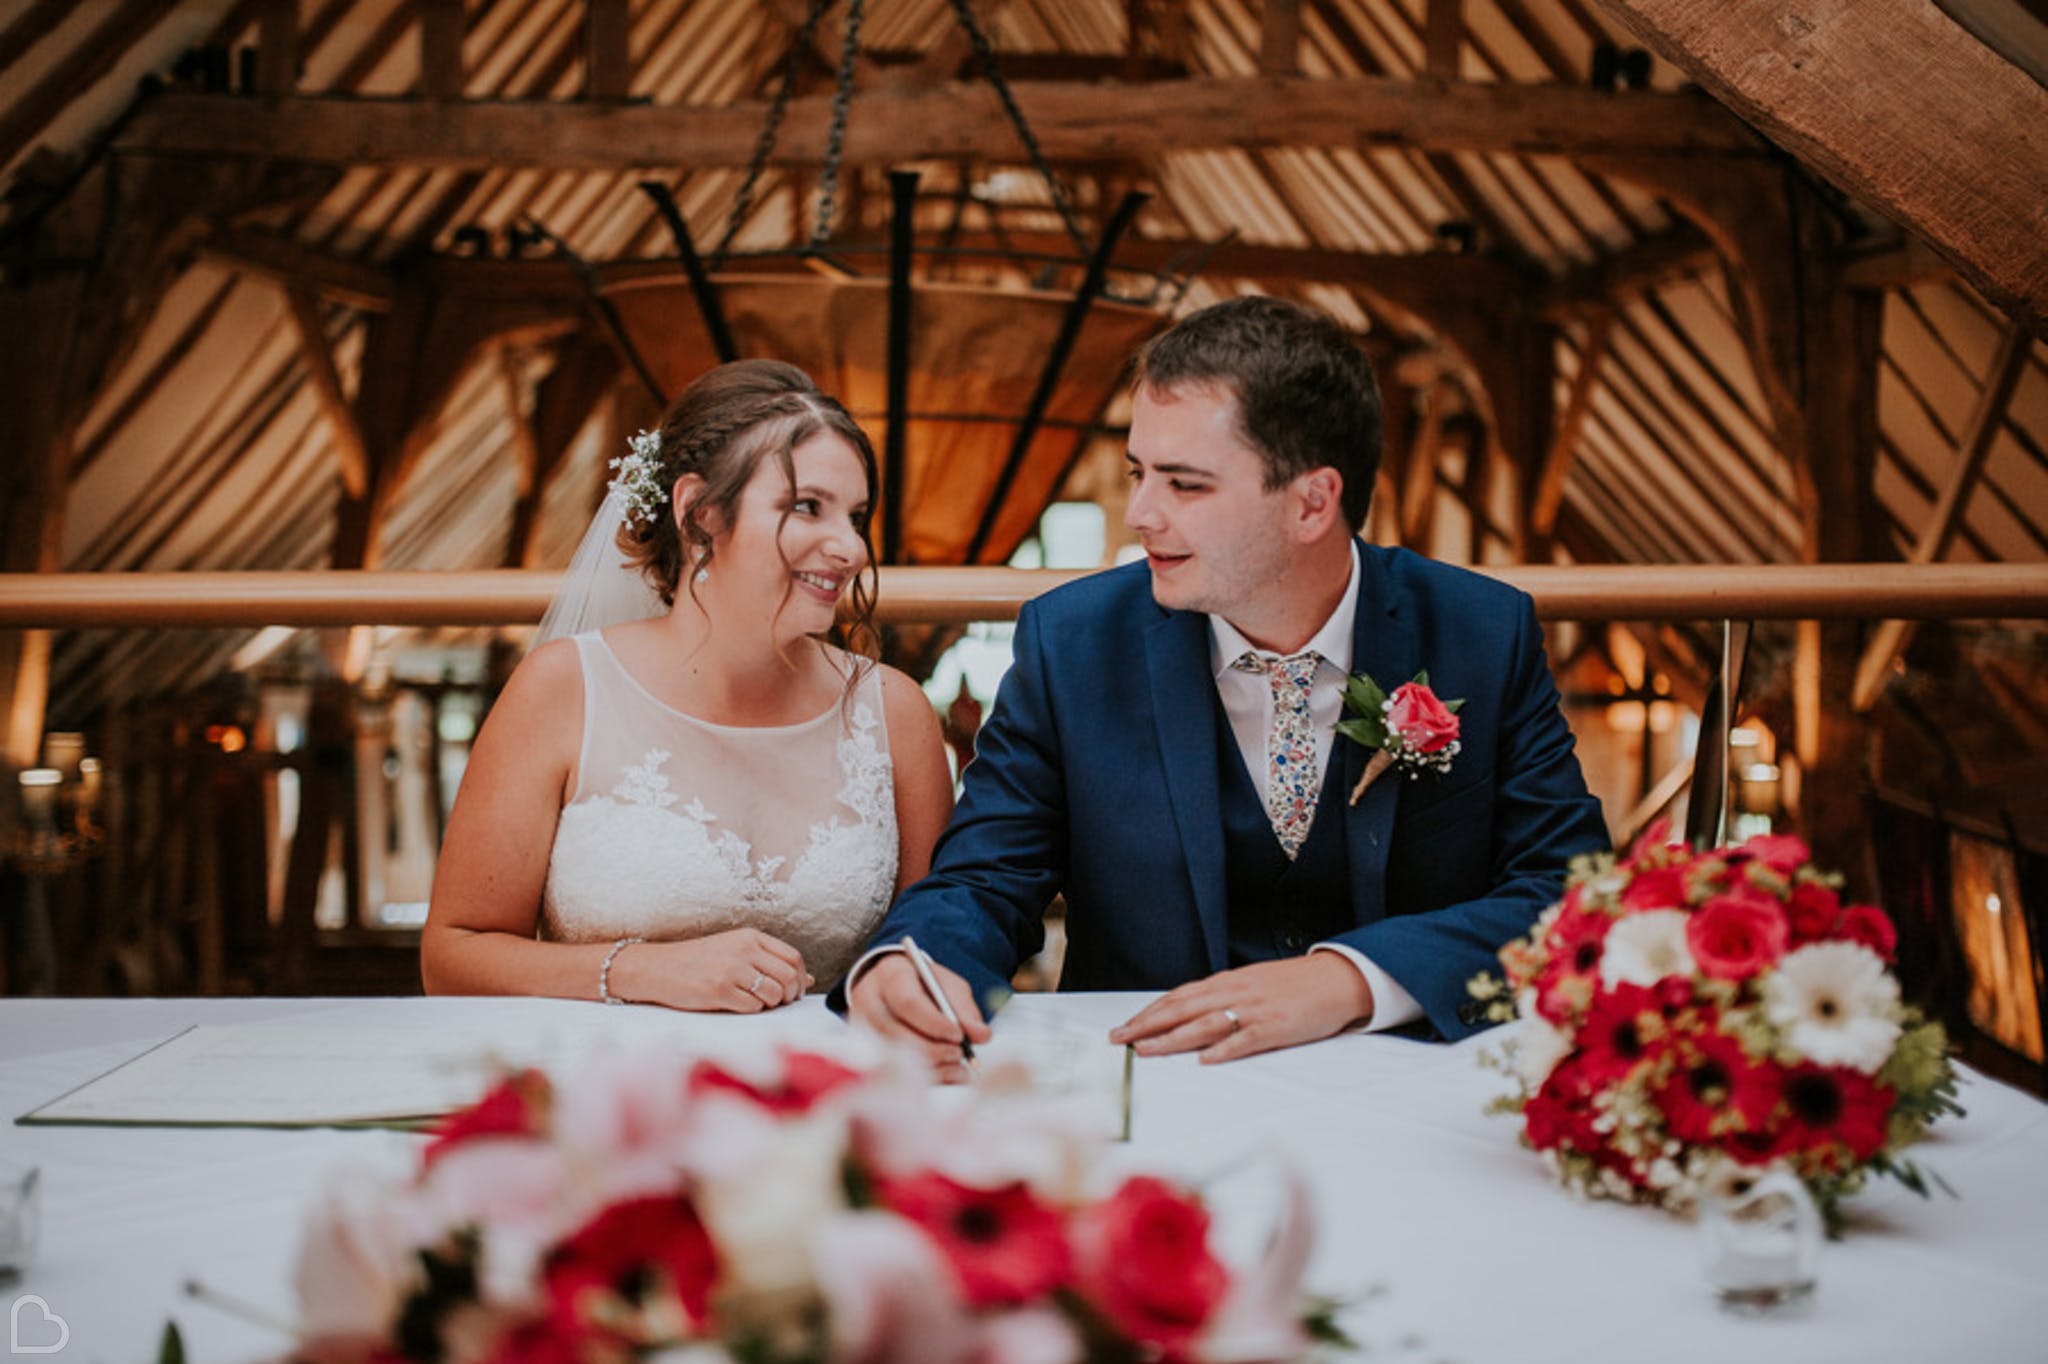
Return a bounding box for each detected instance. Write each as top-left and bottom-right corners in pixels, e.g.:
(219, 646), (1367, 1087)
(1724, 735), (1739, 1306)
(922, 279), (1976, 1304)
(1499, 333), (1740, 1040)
(590, 631), (843, 736)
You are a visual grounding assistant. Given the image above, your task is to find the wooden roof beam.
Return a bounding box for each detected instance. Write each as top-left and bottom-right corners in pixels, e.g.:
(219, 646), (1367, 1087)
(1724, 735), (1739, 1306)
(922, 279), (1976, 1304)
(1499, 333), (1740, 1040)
(1597, 0), (2048, 337)
(1537, 222), (1718, 317)
(201, 226), (397, 312)
(115, 78), (1767, 169)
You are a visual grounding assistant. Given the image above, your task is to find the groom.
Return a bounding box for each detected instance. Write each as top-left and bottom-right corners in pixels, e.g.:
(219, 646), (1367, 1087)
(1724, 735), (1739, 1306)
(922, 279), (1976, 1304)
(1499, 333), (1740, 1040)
(842, 296), (1607, 1068)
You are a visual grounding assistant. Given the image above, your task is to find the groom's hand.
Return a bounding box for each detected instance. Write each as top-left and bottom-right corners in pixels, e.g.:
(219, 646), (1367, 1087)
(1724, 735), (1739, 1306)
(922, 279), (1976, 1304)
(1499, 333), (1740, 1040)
(1110, 955), (1375, 1063)
(847, 953), (992, 1084)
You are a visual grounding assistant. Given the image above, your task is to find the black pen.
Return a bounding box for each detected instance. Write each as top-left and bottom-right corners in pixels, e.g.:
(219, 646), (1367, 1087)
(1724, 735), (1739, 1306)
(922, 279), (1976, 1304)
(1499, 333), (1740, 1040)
(900, 934), (976, 1065)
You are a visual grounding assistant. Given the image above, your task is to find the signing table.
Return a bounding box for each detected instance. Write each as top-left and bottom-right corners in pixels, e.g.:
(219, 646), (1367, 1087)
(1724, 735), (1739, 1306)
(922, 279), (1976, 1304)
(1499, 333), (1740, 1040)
(2, 994), (2045, 1364)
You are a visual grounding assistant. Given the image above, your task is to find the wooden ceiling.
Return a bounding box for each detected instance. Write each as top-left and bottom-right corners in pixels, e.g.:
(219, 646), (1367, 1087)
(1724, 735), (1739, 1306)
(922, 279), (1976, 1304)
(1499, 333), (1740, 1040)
(2, 0), (2045, 722)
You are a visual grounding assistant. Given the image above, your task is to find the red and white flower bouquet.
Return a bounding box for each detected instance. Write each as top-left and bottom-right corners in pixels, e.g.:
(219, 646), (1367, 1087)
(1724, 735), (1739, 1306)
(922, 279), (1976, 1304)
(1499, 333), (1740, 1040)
(285, 1037), (1345, 1363)
(1472, 824), (1961, 1231)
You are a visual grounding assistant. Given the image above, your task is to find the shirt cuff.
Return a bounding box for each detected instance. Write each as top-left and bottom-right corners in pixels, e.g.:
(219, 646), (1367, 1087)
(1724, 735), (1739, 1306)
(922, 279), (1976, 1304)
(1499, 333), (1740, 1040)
(844, 944), (906, 995)
(1309, 943), (1423, 1033)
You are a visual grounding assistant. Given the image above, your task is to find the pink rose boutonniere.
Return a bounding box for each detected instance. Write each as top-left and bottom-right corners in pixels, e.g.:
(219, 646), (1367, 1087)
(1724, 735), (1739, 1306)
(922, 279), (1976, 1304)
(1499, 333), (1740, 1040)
(1338, 670), (1464, 805)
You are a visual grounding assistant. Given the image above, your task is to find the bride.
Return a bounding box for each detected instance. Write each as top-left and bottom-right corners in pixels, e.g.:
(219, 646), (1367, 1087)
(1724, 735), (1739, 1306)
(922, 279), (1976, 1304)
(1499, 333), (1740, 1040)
(421, 360), (953, 1010)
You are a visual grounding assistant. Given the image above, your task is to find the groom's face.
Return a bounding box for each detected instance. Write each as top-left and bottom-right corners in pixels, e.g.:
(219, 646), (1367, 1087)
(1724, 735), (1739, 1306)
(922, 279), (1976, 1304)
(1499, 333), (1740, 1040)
(1124, 381), (1297, 631)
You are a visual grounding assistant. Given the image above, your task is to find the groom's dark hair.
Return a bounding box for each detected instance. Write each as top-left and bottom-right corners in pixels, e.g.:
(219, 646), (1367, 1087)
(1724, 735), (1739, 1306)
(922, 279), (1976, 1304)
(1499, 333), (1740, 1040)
(1136, 296), (1382, 530)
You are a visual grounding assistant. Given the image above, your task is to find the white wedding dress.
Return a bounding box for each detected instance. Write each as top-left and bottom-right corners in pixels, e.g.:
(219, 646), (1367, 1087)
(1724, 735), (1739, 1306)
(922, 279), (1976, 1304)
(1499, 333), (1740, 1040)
(540, 632), (898, 986)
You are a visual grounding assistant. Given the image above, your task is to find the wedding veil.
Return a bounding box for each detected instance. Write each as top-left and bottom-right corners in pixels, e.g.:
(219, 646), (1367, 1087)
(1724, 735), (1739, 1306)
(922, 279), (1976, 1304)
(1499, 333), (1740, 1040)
(530, 487), (667, 649)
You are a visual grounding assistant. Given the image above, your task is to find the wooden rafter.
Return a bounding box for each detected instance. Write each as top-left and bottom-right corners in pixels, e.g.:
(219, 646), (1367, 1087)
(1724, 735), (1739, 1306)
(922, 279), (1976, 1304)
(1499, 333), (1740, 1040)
(0, 155), (337, 762)
(282, 286), (371, 500)
(1538, 223), (1717, 317)
(1529, 312), (1613, 555)
(115, 78), (1765, 169)
(204, 226), (397, 313)
(0, 0), (182, 170)
(1594, 0), (2048, 337)
(1851, 323), (2033, 710)
(1300, 0), (1523, 255)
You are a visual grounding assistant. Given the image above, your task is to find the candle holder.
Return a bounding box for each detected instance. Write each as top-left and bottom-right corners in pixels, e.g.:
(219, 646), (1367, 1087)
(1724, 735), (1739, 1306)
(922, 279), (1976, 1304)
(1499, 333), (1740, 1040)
(0, 1164), (38, 1280)
(1699, 1163), (1820, 1315)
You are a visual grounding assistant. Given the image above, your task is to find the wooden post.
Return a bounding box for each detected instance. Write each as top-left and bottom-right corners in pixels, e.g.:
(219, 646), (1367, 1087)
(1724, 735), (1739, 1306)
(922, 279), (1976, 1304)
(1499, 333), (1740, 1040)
(1425, 0), (1464, 78)
(0, 277), (84, 767)
(418, 0), (465, 99)
(1261, 0), (1301, 76)
(1790, 287), (1887, 896)
(255, 0), (300, 95)
(585, 0), (630, 100)
(275, 679), (351, 992)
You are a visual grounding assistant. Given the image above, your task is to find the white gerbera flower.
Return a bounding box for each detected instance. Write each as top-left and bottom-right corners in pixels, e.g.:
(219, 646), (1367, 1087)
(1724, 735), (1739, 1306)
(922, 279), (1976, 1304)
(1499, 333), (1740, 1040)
(1599, 909), (1696, 988)
(1512, 998), (1573, 1090)
(1762, 942), (1902, 1073)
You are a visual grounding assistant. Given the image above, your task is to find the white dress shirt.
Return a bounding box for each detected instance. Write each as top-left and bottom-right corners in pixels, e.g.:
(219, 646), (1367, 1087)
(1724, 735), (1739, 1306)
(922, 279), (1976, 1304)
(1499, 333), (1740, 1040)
(1209, 542), (1422, 1033)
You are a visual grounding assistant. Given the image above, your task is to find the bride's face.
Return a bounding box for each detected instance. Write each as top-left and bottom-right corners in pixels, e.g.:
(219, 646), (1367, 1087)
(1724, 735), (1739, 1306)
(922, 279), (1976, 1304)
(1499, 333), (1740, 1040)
(708, 430), (871, 641)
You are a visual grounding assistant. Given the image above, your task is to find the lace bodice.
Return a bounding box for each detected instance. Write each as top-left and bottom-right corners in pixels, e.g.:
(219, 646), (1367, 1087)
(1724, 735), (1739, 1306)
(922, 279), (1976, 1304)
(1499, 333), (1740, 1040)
(541, 633), (898, 987)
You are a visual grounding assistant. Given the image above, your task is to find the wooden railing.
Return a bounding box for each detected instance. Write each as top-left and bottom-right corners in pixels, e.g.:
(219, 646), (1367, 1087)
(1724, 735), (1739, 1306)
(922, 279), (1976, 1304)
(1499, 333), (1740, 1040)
(1, 562), (2046, 627)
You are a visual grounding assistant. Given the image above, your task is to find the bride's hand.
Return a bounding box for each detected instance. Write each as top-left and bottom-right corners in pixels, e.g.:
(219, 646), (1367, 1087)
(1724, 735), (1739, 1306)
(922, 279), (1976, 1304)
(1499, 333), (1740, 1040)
(613, 930), (812, 1012)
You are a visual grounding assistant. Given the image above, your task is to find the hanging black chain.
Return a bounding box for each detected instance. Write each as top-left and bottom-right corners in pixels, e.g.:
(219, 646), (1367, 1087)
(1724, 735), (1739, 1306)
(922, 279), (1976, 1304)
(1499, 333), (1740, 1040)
(711, 0), (832, 266)
(806, 0), (866, 250)
(948, 0), (1091, 258)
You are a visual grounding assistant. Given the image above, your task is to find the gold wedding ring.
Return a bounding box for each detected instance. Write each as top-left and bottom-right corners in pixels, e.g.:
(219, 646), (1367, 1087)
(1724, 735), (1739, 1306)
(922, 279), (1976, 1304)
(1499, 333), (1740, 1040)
(1222, 1007), (1241, 1033)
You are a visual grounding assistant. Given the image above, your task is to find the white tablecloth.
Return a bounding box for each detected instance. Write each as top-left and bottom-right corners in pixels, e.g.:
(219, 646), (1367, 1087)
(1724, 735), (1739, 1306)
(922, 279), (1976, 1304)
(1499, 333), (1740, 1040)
(2, 994), (2044, 1363)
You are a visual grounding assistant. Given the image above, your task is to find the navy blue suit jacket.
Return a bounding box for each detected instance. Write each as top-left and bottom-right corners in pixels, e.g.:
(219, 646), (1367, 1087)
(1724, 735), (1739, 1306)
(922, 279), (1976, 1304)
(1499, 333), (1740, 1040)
(856, 542), (1609, 1041)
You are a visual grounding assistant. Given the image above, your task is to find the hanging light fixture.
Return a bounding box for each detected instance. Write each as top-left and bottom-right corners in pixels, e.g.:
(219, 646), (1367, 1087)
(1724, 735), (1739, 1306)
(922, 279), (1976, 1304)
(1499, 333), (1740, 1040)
(538, 0), (1171, 570)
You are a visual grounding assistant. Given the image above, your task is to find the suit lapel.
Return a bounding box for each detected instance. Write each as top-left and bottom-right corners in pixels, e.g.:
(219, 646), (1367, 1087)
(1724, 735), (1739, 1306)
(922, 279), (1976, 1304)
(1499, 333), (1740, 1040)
(1144, 606), (1230, 974)
(1343, 543), (1417, 930)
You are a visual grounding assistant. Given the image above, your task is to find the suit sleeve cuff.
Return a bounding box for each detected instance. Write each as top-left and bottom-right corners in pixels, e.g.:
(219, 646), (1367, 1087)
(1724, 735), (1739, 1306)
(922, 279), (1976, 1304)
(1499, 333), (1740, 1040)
(1310, 943), (1423, 1033)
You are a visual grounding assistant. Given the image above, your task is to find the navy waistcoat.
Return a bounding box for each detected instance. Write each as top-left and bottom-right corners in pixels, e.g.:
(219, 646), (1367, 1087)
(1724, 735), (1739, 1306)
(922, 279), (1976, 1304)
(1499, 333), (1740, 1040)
(1216, 703), (1354, 964)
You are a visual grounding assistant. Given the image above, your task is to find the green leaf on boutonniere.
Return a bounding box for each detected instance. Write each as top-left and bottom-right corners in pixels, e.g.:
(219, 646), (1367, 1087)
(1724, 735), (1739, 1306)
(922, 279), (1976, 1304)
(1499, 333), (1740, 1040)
(158, 1322), (186, 1364)
(1342, 671), (1387, 715)
(1335, 715), (1387, 747)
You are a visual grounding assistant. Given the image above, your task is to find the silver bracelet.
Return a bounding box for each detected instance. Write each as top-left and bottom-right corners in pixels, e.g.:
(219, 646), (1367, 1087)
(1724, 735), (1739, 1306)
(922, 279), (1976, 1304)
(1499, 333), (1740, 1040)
(599, 936), (645, 1006)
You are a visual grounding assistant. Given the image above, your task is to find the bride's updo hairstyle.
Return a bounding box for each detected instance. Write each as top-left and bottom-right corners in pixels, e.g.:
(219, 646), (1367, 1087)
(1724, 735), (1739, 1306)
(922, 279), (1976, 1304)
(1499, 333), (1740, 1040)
(619, 359), (880, 653)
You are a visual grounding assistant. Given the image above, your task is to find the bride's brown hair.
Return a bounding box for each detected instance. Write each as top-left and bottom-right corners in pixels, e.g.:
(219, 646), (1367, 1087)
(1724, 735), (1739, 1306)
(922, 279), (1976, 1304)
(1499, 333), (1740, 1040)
(619, 359), (880, 657)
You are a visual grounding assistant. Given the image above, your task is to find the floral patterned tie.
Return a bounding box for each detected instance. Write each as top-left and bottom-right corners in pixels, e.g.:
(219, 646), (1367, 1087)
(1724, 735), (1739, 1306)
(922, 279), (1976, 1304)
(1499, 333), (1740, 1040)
(1232, 650), (1322, 860)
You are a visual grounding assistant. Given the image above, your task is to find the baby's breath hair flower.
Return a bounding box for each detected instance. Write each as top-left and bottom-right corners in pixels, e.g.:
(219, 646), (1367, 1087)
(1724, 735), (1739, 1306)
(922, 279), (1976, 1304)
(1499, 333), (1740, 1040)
(608, 429), (668, 529)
